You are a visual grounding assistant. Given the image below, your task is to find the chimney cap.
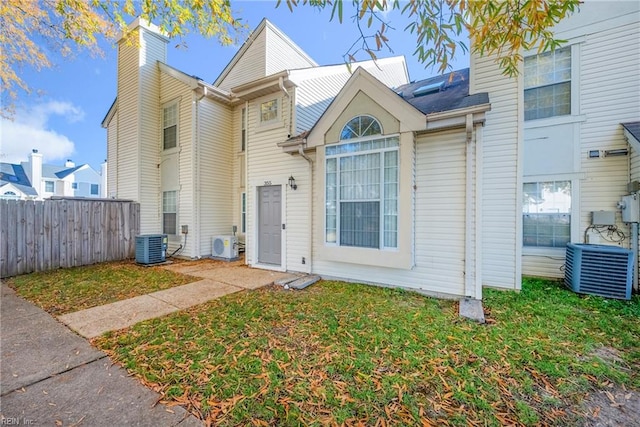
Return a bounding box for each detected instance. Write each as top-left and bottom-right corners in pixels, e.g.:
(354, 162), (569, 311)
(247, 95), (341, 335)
(32, 149), (38, 153)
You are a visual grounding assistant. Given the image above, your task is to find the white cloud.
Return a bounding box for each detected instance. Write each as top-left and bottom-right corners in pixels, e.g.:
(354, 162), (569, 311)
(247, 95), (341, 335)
(0, 100), (83, 164)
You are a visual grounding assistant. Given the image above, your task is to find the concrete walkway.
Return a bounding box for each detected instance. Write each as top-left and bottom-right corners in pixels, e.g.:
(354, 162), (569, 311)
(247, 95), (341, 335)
(1, 260), (294, 425)
(59, 261), (294, 338)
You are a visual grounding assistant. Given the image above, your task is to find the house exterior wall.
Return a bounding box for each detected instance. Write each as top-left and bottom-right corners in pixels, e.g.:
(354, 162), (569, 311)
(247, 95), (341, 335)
(265, 27), (316, 75)
(216, 29), (267, 92)
(107, 114), (118, 198)
(72, 167), (102, 198)
(111, 22), (168, 236)
(469, 53), (521, 290)
(520, 5), (640, 278)
(197, 97), (234, 256)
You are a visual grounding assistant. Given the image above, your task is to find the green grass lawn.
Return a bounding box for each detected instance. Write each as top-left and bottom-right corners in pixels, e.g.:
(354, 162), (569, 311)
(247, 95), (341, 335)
(93, 277), (640, 426)
(5, 260), (198, 315)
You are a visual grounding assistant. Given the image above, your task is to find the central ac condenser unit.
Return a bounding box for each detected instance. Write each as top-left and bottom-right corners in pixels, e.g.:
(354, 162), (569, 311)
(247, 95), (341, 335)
(564, 243), (633, 300)
(135, 234), (168, 265)
(212, 235), (238, 260)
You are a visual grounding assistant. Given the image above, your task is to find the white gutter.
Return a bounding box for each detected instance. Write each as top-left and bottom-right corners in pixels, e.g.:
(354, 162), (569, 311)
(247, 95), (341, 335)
(475, 122), (484, 300)
(465, 113), (474, 298)
(244, 101), (249, 265)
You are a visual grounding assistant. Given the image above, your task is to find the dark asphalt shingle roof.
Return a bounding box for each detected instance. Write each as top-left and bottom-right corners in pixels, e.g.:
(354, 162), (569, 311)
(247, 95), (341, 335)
(622, 122), (640, 142)
(397, 68), (489, 115)
(0, 163), (38, 196)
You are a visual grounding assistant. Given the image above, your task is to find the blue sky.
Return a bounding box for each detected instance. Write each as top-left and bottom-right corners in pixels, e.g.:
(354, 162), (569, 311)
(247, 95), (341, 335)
(1, 1), (469, 171)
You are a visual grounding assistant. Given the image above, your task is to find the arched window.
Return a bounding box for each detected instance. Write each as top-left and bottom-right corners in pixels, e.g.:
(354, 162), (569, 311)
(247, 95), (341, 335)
(2, 191), (19, 200)
(4, 191), (16, 195)
(340, 115), (382, 140)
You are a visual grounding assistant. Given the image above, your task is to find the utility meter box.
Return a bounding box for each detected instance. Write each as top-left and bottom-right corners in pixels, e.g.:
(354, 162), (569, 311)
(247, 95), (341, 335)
(620, 194), (640, 223)
(592, 211), (616, 226)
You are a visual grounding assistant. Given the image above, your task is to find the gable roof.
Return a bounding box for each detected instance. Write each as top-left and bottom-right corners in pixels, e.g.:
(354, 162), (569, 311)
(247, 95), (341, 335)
(213, 18), (317, 89)
(397, 68), (489, 115)
(0, 163), (37, 196)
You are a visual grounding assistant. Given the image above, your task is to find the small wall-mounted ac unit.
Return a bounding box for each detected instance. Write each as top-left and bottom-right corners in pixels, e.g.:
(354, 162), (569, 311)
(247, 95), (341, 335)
(565, 243), (634, 300)
(135, 234), (168, 265)
(212, 235), (238, 260)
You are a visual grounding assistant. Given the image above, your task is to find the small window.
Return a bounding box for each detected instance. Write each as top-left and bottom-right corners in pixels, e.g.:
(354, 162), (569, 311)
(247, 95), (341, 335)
(163, 191), (177, 235)
(340, 115), (383, 140)
(72, 182), (78, 190)
(163, 103), (178, 150)
(240, 192), (246, 233)
(45, 181), (54, 192)
(260, 99), (278, 123)
(90, 184), (99, 195)
(241, 107), (246, 151)
(523, 181), (571, 248)
(524, 47), (571, 121)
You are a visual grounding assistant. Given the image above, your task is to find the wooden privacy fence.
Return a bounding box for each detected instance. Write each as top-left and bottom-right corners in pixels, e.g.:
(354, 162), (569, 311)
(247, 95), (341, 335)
(0, 198), (140, 278)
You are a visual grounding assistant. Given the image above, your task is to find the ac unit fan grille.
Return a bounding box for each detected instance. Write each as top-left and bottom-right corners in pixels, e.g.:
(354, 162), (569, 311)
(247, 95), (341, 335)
(564, 243), (633, 300)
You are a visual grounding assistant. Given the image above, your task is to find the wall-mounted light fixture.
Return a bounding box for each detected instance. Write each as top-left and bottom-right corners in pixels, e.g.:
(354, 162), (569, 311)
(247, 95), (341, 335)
(288, 175), (297, 190)
(604, 148), (629, 157)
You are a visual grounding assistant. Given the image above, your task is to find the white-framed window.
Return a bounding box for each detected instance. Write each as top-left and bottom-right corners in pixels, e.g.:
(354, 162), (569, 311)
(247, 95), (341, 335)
(325, 116), (398, 249)
(259, 99), (278, 124)
(45, 181), (54, 192)
(163, 103), (178, 150)
(524, 47), (571, 121)
(240, 192), (246, 233)
(523, 181), (571, 248)
(163, 190), (177, 235)
(90, 184), (99, 195)
(240, 107), (246, 151)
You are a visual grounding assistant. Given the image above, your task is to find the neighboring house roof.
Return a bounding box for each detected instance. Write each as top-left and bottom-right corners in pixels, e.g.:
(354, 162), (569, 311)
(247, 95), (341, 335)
(622, 122), (640, 154)
(0, 163), (38, 196)
(397, 68), (489, 115)
(55, 164), (87, 179)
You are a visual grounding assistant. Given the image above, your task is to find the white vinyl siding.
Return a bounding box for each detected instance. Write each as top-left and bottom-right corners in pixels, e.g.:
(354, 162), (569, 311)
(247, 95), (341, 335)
(470, 52), (521, 289)
(106, 114), (118, 197)
(264, 25), (317, 75)
(313, 129), (471, 297)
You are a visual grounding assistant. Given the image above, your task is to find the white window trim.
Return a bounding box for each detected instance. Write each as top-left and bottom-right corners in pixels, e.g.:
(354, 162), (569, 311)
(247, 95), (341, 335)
(162, 100), (180, 153)
(44, 181), (55, 193)
(324, 134), (400, 251)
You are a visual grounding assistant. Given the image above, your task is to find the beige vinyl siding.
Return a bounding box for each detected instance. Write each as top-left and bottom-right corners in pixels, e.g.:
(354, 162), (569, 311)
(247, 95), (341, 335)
(114, 39), (141, 203)
(311, 129), (471, 297)
(578, 21), (639, 246)
(198, 98), (234, 256)
(245, 92), (312, 272)
(137, 29), (165, 235)
(106, 115), (118, 198)
(265, 28), (317, 75)
(216, 30), (267, 92)
(470, 54), (521, 289)
(159, 72), (194, 254)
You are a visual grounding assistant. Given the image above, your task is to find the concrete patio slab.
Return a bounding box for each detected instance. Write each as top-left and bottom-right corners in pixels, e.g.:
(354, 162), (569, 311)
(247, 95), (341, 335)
(187, 266), (293, 290)
(1, 285), (104, 394)
(58, 294), (180, 339)
(150, 279), (242, 309)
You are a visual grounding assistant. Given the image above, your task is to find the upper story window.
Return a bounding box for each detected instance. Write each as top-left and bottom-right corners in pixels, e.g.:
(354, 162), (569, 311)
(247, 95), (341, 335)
(260, 99), (278, 123)
(45, 181), (54, 192)
(524, 47), (571, 121)
(240, 107), (246, 151)
(340, 115), (383, 139)
(163, 103), (178, 150)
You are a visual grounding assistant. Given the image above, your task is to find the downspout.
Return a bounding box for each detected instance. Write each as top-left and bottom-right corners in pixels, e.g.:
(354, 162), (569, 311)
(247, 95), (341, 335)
(300, 141), (313, 274)
(465, 113), (476, 298)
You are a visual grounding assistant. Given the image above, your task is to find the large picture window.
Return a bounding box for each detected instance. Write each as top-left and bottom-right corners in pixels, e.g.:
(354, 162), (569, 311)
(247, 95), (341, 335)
(325, 116), (398, 250)
(163, 103), (178, 150)
(163, 191), (177, 235)
(523, 181), (571, 248)
(524, 47), (571, 121)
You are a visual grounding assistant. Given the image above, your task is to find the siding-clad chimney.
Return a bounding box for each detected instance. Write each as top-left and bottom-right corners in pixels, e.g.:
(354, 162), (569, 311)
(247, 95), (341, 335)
(65, 159), (75, 168)
(29, 149), (43, 197)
